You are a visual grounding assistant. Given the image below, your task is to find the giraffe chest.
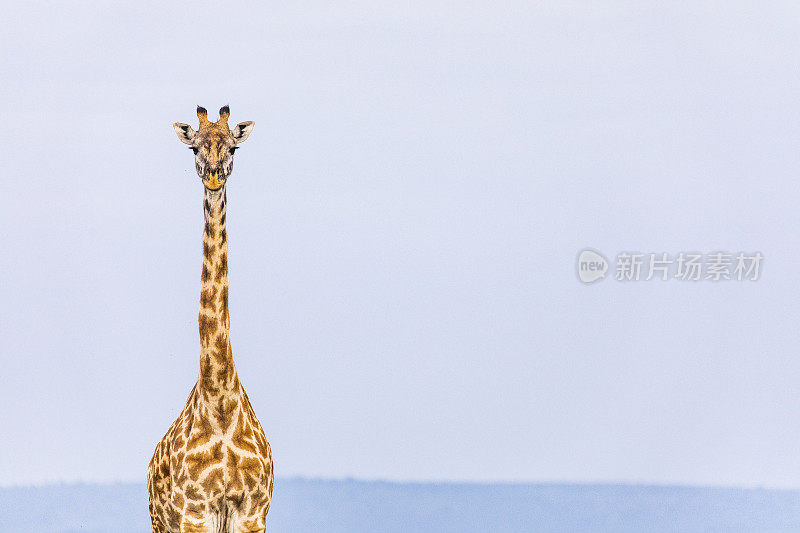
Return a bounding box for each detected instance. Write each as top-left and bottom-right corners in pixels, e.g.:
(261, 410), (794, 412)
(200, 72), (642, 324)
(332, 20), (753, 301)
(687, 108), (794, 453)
(163, 398), (273, 531)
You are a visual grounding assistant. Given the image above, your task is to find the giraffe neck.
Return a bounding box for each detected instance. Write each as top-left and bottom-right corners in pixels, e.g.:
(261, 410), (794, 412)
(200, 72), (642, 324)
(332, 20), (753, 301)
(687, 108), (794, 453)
(197, 187), (239, 400)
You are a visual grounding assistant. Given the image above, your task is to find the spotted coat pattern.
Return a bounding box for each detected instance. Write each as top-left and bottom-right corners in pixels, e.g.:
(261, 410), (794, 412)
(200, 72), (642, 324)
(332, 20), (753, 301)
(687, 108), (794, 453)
(148, 107), (272, 533)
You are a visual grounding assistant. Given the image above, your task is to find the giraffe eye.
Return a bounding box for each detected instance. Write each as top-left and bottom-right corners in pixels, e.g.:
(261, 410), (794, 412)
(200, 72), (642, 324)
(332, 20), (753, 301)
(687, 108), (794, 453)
(229, 147), (238, 155)
(191, 147), (199, 155)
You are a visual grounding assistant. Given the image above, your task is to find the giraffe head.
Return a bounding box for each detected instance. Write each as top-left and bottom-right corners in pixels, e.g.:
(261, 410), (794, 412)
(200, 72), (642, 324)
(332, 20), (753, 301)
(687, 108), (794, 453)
(173, 105), (255, 191)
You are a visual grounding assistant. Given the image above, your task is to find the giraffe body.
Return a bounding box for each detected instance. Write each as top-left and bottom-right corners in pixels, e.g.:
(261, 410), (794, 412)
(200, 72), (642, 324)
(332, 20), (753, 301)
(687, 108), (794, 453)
(149, 107), (273, 533)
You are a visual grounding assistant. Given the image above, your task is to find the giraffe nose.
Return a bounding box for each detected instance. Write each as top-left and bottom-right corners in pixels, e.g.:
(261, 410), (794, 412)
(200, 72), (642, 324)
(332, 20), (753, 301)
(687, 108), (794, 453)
(206, 170), (222, 189)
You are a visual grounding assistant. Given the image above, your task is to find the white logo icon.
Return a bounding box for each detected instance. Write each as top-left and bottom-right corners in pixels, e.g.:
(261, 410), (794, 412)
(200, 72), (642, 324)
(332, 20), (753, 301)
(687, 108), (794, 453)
(577, 249), (608, 283)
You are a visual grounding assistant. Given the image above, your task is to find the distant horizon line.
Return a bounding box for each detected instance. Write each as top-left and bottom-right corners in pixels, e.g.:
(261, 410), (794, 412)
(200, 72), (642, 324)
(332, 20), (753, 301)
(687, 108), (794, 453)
(3, 476), (799, 492)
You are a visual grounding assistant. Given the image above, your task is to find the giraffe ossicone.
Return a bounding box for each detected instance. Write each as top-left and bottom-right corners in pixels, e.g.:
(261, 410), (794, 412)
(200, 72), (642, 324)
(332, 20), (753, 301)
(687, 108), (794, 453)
(148, 105), (273, 533)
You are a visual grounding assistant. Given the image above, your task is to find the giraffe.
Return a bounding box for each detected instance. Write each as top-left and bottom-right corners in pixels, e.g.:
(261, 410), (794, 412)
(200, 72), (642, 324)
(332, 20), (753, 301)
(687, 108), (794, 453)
(148, 105), (274, 533)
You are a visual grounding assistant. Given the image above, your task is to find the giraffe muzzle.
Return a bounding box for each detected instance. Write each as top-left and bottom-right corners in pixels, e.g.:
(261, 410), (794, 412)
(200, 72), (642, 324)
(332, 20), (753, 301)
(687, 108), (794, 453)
(205, 172), (223, 190)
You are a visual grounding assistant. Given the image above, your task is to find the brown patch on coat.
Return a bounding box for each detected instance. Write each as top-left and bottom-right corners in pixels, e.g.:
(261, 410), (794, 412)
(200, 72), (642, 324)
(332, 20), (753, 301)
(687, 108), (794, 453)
(232, 412), (258, 455)
(200, 466), (224, 495)
(215, 397), (237, 431)
(253, 424), (270, 457)
(171, 491), (185, 509)
(220, 285), (229, 324)
(226, 452), (244, 492)
(198, 315), (218, 345)
(212, 333), (228, 364)
(186, 440), (223, 481)
(166, 506), (182, 530)
(184, 484), (203, 501)
(200, 287), (218, 311)
(186, 417), (214, 451)
(239, 456), (264, 489)
(215, 253), (227, 282)
(199, 355), (219, 393)
(185, 501), (206, 515)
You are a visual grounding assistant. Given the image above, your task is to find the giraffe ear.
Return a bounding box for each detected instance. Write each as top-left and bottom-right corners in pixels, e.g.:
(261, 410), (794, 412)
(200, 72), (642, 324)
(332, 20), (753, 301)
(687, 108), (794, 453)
(173, 123), (196, 145)
(231, 121), (254, 144)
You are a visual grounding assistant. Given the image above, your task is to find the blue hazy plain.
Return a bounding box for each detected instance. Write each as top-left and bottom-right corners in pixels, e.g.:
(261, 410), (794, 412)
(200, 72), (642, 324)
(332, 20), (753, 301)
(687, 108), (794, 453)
(2, 1), (800, 516)
(3, 480), (800, 532)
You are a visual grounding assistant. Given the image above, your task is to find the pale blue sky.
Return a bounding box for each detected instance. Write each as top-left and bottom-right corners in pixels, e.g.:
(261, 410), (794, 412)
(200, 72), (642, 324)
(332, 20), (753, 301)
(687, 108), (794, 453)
(2, 1), (800, 488)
